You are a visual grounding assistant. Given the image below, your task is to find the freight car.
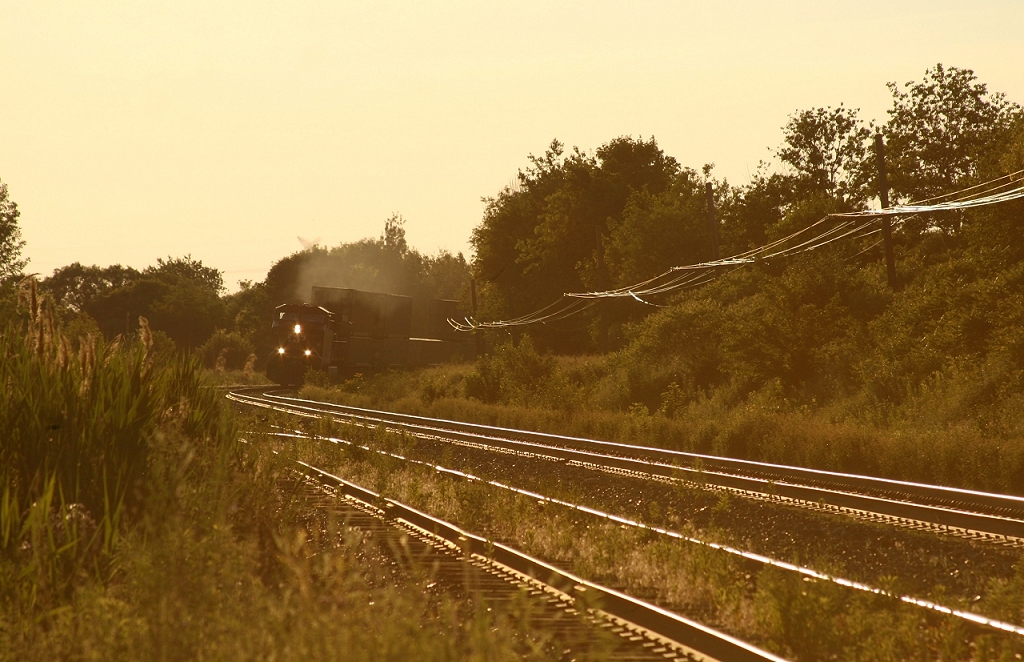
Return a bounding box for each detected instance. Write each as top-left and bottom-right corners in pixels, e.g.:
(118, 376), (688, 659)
(266, 287), (474, 385)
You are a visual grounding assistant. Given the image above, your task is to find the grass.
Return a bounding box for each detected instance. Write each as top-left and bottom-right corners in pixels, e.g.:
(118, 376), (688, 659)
(201, 366), (273, 387)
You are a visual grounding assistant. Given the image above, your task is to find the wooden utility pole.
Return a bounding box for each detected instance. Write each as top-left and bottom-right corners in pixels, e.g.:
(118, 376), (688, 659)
(874, 133), (898, 289)
(595, 226), (607, 350)
(705, 182), (720, 261)
(470, 277), (482, 356)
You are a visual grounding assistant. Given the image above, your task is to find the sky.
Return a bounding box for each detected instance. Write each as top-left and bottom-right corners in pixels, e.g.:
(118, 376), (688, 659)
(2, 1), (1022, 291)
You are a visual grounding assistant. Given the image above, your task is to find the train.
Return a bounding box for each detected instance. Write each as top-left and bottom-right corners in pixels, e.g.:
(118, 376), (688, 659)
(266, 286), (475, 385)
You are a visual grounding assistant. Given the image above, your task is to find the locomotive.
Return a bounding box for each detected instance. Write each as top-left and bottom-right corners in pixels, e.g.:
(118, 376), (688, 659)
(266, 286), (474, 385)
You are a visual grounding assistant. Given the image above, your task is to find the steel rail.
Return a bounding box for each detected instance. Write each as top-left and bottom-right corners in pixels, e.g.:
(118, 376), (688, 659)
(274, 429), (1024, 639)
(228, 389), (1024, 540)
(294, 459), (788, 662)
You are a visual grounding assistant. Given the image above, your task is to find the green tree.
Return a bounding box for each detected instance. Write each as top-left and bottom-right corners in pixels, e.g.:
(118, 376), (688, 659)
(423, 250), (470, 300)
(718, 171), (790, 256)
(472, 136), (681, 350)
(882, 64), (1021, 202)
(0, 179), (27, 282)
(0, 179), (27, 324)
(81, 256), (226, 348)
(42, 262), (141, 317)
(605, 168), (711, 287)
(146, 255), (224, 293)
(147, 279), (225, 348)
(777, 105), (872, 205)
(381, 213), (409, 254)
(472, 140), (570, 335)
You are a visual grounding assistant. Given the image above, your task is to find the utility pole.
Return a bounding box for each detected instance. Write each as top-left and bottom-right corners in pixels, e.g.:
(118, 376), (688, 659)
(874, 133), (898, 289)
(595, 226), (607, 350)
(705, 182), (719, 261)
(470, 277), (482, 356)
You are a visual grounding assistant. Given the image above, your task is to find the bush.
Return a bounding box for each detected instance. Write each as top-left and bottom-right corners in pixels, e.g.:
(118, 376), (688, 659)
(200, 329), (255, 371)
(465, 336), (553, 405)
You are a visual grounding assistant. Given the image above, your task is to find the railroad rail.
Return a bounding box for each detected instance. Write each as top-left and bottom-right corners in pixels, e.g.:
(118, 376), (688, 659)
(234, 389), (1024, 643)
(284, 458), (786, 662)
(228, 389), (1024, 542)
(260, 427), (1024, 640)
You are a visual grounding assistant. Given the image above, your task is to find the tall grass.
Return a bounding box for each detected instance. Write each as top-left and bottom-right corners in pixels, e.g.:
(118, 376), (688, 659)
(0, 279), (227, 609)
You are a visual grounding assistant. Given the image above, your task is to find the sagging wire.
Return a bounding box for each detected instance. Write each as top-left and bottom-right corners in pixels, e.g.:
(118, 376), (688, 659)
(629, 291), (665, 307)
(835, 170), (1024, 217)
(845, 232), (884, 261)
(880, 168), (1024, 207)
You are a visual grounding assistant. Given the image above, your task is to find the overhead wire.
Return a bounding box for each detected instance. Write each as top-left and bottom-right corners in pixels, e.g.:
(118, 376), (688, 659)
(451, 169), (1024, 331)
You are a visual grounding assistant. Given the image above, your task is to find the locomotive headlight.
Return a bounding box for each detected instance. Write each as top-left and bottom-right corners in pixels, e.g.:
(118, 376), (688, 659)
(304, 349), (312, 356)
(293, 324), (302, 334)
(277, 347), (285, 354)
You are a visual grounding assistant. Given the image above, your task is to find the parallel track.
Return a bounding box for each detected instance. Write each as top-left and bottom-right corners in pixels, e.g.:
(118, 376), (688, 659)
(229, 389), (1024, 543)
(234, 389), (1024, 645)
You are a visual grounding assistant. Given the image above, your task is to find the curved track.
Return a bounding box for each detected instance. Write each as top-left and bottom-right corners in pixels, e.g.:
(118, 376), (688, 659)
(229, 388), (1024, 543)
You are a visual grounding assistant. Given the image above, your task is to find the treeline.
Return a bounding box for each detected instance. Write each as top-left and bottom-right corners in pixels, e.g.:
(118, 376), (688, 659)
(287, 66), (1024, 491)
(0, 208), (469, 370)
(473, 64), (1023, 352)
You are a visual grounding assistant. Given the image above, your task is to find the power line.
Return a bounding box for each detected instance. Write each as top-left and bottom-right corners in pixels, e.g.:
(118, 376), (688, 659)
(451, 170), (1024, 331)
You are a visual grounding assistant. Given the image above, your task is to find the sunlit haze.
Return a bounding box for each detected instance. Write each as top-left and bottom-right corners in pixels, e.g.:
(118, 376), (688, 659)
(2, 1), (1022, 290)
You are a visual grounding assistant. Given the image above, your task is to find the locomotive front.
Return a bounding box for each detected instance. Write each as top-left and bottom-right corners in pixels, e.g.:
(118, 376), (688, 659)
(266, 303), (333, 385)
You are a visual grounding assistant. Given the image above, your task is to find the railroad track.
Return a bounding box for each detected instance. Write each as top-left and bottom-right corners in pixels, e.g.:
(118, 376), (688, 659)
(228, 388), (1024, 543)
(233, 388), (1024, 647)
(279, 457), (786, 662)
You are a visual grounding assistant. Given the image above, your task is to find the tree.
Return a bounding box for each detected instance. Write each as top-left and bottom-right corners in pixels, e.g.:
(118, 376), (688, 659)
(0, 179), (27, 282)
(42, 262), (140, 316)
(777, 105), (872, 205)
(381, 213), (409, 254)
(80, 256), (226, 348)
(146, 255), (224, 293)
(605, 168), (712, 287)
(882, 64), (1021, 202)
(471, 140), (570, 333)
(146, 279), (225, 348)
(423, 250), (470, 300)
(471, 136), (681, 350)
(719, 170), (790, 255)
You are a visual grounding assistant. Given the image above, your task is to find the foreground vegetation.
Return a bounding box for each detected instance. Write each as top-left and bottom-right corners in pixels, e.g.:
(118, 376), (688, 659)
(0, 283), (560, 661)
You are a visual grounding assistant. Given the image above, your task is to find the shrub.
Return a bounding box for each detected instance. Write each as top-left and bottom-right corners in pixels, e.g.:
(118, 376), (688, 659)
(200, 329), (255, 371)
(465, 336), (553, 405)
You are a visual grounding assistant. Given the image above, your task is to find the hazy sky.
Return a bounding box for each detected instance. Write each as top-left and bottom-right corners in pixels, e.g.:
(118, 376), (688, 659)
(2, 1), (1022, 290)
